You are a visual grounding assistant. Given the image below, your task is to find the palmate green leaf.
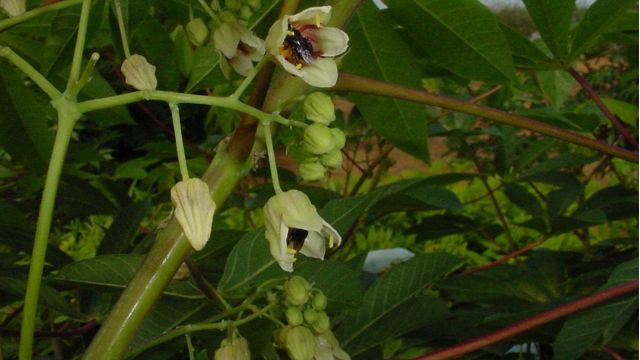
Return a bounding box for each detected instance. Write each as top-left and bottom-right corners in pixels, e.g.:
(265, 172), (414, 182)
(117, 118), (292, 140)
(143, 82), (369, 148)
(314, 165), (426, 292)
(343, 1), (429, 161)
(50, 254), (203, 299)
(390, 0), (516, 83)
(334, 254), (460, 356)
(499, 23), (551, 69)
(0, 62), (53, 172)
(522, 0), (575, 59)
(571, 0), (637, 57)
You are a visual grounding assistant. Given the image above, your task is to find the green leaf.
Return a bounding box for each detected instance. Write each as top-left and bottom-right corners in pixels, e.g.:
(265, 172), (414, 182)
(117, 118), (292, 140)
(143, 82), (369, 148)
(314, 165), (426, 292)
(499, 23), (551, 68)
(50, 254), (203, 299)
(0, 62), (53, 172)
(536, 70), (576, 109)
(606, 258), (638, 286)
(98, 199), (151, 254)
(58, 176), (118, 217)
(343, 2), (428, 161)
(522, 0), (575, 58)
(601, 98), (638, 127)
(185, 44), (222, 93)
(294, 260), (363, 311)
(335, 254), (461, 356)
(571, 0), (637, 57)
(391, 0), (516, 83)
(40, 7), (79, 75)
(131, 17), (180, 91)
(504, 183), (545, 219)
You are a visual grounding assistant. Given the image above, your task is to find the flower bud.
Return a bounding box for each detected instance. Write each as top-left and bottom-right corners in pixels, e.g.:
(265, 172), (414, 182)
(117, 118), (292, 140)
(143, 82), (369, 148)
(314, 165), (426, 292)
(330, 128), (346, 150)
(239, 5), (252, 20)
(225, 0), (242, 11)
(247, 0), (261, 10)
(304, 123), (335, 155)
(321, 149), (342, 170)
(303, 308), (318, 324)
(312, 292), (327, 311)
(214, 337), (251, 360)
(210, 0), (220, 11)
(284, 276), (312, 306)
(286, 307), (304, 326)
(0, 0), (25, 17)
(311, 312), (331, 334)
(186, 18), (210, 47)
(121, 54), (158, 91)
(299, 161), (326, 182)
(285, 326), (317, 360)
(171, 178), (216, 251)
(304, 92), (335, 125)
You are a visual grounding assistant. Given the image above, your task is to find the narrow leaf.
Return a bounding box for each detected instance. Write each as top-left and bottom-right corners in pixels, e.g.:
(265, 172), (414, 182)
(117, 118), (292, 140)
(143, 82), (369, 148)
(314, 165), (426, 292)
(522, 0), (575, 58)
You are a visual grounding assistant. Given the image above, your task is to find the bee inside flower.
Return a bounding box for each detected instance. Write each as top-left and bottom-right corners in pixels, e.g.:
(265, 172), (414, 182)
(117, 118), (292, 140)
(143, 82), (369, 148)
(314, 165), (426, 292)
(266, 6), (349, 88)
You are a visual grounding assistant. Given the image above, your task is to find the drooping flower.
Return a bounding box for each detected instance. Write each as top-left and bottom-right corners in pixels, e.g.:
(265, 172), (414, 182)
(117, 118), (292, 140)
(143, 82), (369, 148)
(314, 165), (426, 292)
(314, 331), (350, 360)
(263, 190), (341, 272)
(214, 336), (251, 360)
(0, 0), (25, 17)
(213, 21), (265, 77)
(265, 6), (349, 87)
(121, 54), (157, 91)
(285, 326), (317, 360)
(171, 178), (216, 251)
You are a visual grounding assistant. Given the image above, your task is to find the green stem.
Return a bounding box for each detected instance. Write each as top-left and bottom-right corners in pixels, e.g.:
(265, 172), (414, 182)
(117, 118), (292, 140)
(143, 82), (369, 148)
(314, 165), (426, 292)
(333, 73), (638, 163)
(0, 47), (61, 99)
(185, 334), (195, 360)
(67, 52), (100, 98)
(19, 107), (79, 360)
(113, 0), (131, 58)
(169, 103), (190, 181)
(261, 120), (283, 194)
(231, 57), (270, 100)
(196, 0), (221, 25)
(0, 0), (84, 32)
(67, 0), (92, 90)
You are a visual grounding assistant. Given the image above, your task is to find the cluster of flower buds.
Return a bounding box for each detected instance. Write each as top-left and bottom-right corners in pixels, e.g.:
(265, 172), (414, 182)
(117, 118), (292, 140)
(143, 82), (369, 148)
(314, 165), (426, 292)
(218, 0), (262, 22)
(299, 93), (345, 181)
(274, 276), (350, 360)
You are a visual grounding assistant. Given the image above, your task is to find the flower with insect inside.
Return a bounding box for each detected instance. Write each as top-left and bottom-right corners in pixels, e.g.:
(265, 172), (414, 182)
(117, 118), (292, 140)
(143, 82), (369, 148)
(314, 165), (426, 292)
(265, 6), (349, 88)
(263, 190), (341, 272)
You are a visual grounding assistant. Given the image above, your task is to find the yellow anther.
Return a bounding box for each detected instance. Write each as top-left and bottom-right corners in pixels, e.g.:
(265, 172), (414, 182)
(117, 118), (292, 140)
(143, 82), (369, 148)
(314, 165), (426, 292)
(296, 63), (303, 69)
(287, 30), (295, 36)
(287, 247), (298, 254)
(315, 14), (321, 27)
(328, 235), (334, 248)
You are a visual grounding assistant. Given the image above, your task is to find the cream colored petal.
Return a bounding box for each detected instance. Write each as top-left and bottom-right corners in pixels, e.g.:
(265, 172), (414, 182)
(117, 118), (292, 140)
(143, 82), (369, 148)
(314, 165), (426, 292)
(264, 199), (295, 272)
(238, 26), (266, 57)
(321, 220), (341, 248)
(213, 23), (241, 59)
(218, 53), (232, 79)
(0, 0), (25, 16)
(313, 27), (349, 57)
(275, 222), (295, 272)
(171, 179), (216, 251)
(121, 54), (157, 90)
(265, 18), (288, 56)
(275, 190), (323, 232)
(275, 54), (305, 77)
(289, 6), (332, 26)
(299, 231), (326, 260)
(301, 57), (338, 88)
(230, 53), (254, 76)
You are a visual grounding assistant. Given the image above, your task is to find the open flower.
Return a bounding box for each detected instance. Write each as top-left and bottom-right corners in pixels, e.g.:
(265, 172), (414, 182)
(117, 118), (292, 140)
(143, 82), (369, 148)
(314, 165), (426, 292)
(263, 190), (341, 272)
(315, 331), (350, 360)
(213, 21), (265, 77)
(171, 178), (216, 251)
(0, 0), (25, 17)
(121, 54), (157, 90)
(265, 6), (349, 87)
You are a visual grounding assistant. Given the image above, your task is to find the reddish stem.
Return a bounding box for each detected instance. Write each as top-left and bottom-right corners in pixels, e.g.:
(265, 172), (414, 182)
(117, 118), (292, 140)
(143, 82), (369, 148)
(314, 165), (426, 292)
(0, 319), (97, 338)
(416, 280), (639, 360)
(567, 68), (638, 150)
(603, 346), (625, 360)
(458, 237), (547, 276)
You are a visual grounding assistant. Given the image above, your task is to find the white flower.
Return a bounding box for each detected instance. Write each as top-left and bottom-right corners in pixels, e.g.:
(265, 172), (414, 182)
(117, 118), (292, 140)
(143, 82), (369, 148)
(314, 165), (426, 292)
(213, 21), (265, 77)
(171, 178), (216, 251)
(121, 54), (157, 91)
(0, 0), (25, 17)
(214, 336), (251, 360)
(263, 190), (341, 272)
(315, 331), (350, 360)
(265, 6), (349, 88)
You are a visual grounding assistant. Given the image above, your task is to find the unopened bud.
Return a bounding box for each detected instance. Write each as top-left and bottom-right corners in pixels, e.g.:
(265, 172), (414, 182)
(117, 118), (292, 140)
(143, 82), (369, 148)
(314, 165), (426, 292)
(121, 54), (158, 91)
(225, 0), (242, 11)
(304, 92), (335, 125)
(247, 0), (260, 10)
(210, 0), (220, 11)
(214, 337), (250, 360)
(186, 18), (209, 46)
(304, 123), (335, 155)
(239, 5), (252, 19)
(286, 307), (304, 326)
(312, 292), (327, 311)
(303, 308), (318, 324)
(285, 326), (317, 360)
(299, 161), (326, 182)
(321, 149), (342, 169)
(330, 128), (346, 150)
(311, 312), (330, 334)
(284, 276), (312, 306)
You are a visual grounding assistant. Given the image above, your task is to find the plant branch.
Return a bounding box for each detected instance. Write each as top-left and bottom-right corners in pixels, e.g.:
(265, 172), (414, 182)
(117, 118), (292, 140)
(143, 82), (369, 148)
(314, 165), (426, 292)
(0, 47), (62, 99)
(1, 319), (97, 338)
(184, 257), (231, 310)
(480, 176), (515, 250)
(0, 0), (84, 32)
(417, 279), (639, 360)
(333, 73), (638, 163)
(457, 236), (548, 276)
(67, 0), (92, 90)
(568, 68), (638, 150)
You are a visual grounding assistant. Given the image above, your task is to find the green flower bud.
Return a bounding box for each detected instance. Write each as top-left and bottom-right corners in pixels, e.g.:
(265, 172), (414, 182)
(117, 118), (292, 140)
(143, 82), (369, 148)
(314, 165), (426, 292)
(225, 0), (242, 11)
(285, 326), (317, 360)
(321, 149), (342, 170)
(214, 337), (251, 360)
(330, 128), (346, 150)
(304, 92), (336, 125)
(247, 0), (261, 10)
(286, 307), (304, 326)
(220, 10), (236, 23)
(210, 0), (220, 11)
(239, 5), (252, 20)
(299, 161), (326, 182)
(303, 308), (319, 324)
(312, 312), (331, 334)
(284, 276), (312, 306)
(304, 123), (335, 155)
(186, 18), (210, 47)
(312, 292), (327, 311)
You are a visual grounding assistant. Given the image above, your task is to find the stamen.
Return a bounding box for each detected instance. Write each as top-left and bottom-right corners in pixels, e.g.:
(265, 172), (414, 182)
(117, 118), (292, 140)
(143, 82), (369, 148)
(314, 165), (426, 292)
(287, 247), (298, 254)
(315, 14), (321, 27)
(296, 63), (303, 69)
(329, 235), (334, 248)
(287, 30), (295, 36)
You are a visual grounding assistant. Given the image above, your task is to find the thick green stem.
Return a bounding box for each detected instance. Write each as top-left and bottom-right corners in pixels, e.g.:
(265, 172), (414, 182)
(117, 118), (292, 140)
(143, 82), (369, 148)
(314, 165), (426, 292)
(333, 73), (639, 163)
(67, 0), (92, 90)
(169, 103), (190, 181)
(0, 0), (84, 32)
(19, 104), (79, 360)
(0, 47), (61, 99)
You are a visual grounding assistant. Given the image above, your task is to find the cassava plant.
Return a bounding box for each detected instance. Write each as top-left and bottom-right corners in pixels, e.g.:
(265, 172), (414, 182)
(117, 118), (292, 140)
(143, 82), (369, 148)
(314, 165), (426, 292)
(0, 0), (637, 359)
